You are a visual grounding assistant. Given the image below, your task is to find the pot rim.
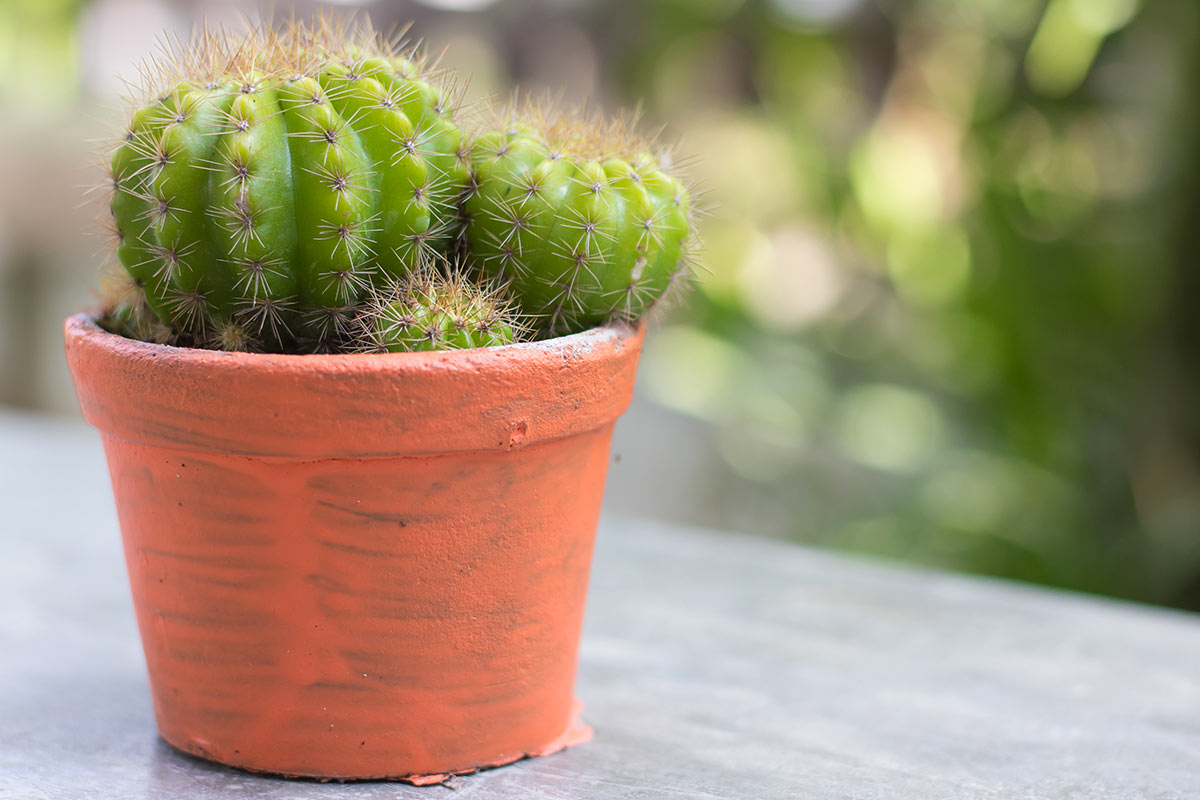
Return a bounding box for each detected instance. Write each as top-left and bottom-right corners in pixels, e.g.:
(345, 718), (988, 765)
(64, 312), (645, 458)
(66, 311), (637, 368)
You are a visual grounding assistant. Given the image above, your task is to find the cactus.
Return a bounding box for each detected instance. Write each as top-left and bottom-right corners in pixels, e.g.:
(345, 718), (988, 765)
(105, 17), (471, 351)
(462, 104), (695, 337)
(96, 17), (698, 353)
(358, 262), (523, 352)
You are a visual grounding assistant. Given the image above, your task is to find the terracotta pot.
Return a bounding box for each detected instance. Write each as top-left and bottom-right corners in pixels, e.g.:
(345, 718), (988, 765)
(63, 313), (643, 783)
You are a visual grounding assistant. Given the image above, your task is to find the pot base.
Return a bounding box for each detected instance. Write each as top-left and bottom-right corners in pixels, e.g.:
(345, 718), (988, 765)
(164, 700), (594, 785)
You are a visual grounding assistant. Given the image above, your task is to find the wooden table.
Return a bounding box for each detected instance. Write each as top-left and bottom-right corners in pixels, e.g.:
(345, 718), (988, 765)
(2, 408), (1197, 798)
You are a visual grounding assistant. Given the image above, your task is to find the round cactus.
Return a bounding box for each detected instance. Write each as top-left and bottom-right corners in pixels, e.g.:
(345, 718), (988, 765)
(358, 264), (523, 352)
(105, 18), (471, 351)
(462, 104), (695, 337)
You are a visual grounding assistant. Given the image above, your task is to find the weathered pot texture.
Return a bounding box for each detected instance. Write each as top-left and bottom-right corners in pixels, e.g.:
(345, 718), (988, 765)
(64, 313), (643, 783)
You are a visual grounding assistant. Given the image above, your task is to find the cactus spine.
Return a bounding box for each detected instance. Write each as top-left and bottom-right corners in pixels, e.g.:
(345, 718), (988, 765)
(106, 19), (470, 351)
(463, 107), (694, 336)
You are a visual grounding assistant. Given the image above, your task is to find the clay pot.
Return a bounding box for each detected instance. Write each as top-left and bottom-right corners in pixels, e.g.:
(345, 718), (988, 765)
(64, 313), (643, 783)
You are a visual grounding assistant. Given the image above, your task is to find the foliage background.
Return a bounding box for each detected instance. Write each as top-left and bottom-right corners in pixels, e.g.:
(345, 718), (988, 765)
(2, 0), (1197, 608)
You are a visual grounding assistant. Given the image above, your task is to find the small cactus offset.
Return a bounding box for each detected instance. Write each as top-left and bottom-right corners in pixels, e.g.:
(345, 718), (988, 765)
(462, 103), (696, 337)
(106, 17), (470, 352)
(358, 263), (524, 352)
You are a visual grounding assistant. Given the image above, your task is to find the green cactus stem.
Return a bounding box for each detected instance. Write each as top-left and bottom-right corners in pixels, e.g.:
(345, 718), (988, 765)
(463, 103), (696, 337)
(105, 17), (471, 352)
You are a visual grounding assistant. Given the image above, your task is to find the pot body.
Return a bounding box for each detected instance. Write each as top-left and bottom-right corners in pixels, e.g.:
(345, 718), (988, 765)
(64, 314), (643, 782)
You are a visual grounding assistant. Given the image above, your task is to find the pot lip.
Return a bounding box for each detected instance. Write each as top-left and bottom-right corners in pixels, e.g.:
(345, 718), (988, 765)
(65, 311), (645, 457)
(65, 311), (641, 373)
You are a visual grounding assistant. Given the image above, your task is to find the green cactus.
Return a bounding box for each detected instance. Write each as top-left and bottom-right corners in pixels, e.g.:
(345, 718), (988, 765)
(462, 106), (695, 337)
(105, 18), (471, 351)
(358, 263), (523, 352)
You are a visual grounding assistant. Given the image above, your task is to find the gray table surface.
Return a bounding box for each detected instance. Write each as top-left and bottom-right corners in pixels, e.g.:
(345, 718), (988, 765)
(2, 407), (1199, 800)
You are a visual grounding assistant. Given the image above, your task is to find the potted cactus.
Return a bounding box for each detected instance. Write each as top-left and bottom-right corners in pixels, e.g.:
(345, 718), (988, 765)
(66, 15), (694, 784)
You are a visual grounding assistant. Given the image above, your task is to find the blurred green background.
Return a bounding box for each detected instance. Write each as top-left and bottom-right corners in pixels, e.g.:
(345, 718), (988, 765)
(3, 0), (1198, 609)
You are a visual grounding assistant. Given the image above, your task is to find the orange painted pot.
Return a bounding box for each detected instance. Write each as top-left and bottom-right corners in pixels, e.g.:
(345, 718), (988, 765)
(64, 313), (643, 783)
